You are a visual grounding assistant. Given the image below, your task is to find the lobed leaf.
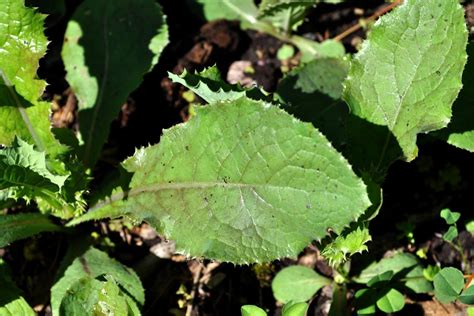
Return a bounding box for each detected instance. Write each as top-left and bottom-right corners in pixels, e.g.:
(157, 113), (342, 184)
(0, 0), (65, 157)
(70, 97), (371, 263)
(343, 0), (468, 161)
(62, 0), (169, 167)
(0, 137), (79, 218)
(169, 66), (270, 104)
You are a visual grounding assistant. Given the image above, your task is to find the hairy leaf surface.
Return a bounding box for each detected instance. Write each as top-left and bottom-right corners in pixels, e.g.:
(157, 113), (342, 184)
(62, 0), (169, 167)
(51, 247), (144, 316)
(0, 0), (64, 156)
(70, 98), (370, 263)
(343, 0), (468, 161)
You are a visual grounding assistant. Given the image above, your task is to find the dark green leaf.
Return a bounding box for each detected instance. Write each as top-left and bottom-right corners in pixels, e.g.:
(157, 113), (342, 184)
(62, 0), (169, 167)
(0, 213), (62, 248)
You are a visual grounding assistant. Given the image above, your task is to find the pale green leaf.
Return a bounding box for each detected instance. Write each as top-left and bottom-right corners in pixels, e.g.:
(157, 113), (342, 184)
(376, 288), (404, 313)
(241, 305), (267, 316)
(321, 226), (371, 267)
(51, 247), (144, 316)
(189, 0), (259, 24)
(0, 259), (35, 316)
(282, 301), (309, 316)
(169, 66), (269, 104)
(292, 37), (345, 63)
(0, 213), (62, 248)
(69, 98), (371, 263)
(272, 266), (331, 303)
(443, 226), (458, 242)
(0, 0), (65, 157)
(437, 43), (474, 151)
(62, 0), (169, 167)
(343, 0), (468, 161)
(356, 253), (433, 294)
(433, 267), (464, 304)
(440, 208), (461, 225)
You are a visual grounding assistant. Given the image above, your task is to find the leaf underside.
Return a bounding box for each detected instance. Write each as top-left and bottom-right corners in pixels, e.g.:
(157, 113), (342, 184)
(71, 98), (370, 263)
(343, 0), (468, 161)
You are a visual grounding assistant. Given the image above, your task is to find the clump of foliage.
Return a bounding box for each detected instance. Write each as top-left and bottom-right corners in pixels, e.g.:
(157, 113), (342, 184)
(1, 0), (474, 314)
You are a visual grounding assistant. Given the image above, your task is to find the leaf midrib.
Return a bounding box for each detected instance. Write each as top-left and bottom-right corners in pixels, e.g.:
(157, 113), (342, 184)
(0, 69), (44, 151)
(91, 180), (317, 211)
(82, 2), (111, 166)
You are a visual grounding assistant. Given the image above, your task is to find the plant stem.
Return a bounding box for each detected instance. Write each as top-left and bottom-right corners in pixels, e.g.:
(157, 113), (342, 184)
(332, 0), (403, 42)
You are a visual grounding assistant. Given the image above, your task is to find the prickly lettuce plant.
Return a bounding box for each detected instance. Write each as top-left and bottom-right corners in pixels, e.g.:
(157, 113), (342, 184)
(1, 0), (473, 314)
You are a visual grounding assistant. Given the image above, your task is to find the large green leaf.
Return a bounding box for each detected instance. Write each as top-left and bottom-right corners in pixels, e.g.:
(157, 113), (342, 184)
(0, 213), (62, 248)
(0, 259), (35, 316)
(62, 0), (169, 167)
(69, 97), (371, 263)
(51, 247), (144, 316)
(436, 42), (474, 151)
(343, 0), (468, 161)
(0, 0), (65, 157)
(272, 266), (331, 303)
